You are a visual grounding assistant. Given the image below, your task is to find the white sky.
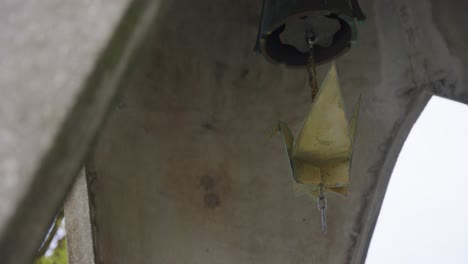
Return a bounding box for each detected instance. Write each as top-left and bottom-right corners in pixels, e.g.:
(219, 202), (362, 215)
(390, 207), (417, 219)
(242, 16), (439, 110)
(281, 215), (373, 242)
(366, 96), (468, 263)
(45, 219), (66, 256)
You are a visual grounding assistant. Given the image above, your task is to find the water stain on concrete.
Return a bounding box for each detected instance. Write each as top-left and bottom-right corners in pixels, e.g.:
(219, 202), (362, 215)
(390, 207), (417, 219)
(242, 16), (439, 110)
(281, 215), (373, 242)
(204, 192), (221, 209)
(200, 175), (215, 191)
(199, 175), (221, 208)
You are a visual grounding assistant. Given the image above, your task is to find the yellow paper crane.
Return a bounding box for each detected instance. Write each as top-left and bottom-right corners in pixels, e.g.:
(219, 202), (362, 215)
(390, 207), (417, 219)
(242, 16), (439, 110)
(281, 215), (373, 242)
(274, 62), (360, 200)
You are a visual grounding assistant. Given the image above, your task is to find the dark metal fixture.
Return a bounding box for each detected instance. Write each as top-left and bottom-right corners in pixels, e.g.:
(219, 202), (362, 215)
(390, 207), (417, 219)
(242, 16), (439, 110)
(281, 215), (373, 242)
(255, 0), (366, 67)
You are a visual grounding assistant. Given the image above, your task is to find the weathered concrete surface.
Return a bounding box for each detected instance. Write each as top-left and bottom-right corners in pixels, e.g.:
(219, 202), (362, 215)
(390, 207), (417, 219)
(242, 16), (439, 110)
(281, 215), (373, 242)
(0, 1), (165, 263)
(65, 171), (95, 264)
(88, 0), (468, 263)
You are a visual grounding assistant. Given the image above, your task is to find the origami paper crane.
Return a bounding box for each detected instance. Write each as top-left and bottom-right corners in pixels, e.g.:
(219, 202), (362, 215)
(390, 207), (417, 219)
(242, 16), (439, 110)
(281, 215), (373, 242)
(274, 63), (360, 198)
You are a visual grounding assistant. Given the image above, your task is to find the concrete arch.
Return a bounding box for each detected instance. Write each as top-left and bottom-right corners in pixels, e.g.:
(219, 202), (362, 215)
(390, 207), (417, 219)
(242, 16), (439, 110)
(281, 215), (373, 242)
(84, 0), (468, 263)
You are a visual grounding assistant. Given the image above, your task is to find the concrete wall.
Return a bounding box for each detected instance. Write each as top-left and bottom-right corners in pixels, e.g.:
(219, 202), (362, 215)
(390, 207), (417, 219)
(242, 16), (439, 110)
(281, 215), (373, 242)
(83, 0), (468, 263)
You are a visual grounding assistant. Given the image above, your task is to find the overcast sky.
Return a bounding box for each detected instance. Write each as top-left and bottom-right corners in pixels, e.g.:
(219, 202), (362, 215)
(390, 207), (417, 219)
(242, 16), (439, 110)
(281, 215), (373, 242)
(366, 96), (468, 263)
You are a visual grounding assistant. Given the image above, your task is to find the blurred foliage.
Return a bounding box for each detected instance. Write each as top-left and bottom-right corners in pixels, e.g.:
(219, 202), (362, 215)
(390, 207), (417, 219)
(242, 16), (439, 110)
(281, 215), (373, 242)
(34, 237), (68, 264)
(34, 209), (67, 264)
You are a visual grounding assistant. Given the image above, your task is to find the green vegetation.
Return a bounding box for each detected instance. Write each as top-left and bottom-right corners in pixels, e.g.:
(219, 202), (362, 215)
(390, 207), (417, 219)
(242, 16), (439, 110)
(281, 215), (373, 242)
(34, 237), (68, 264)
(34, 209), (68, 264)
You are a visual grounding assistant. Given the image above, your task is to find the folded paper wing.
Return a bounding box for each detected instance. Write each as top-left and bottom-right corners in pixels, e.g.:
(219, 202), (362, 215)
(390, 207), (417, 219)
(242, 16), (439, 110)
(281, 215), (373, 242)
(276, 63), (360, 198)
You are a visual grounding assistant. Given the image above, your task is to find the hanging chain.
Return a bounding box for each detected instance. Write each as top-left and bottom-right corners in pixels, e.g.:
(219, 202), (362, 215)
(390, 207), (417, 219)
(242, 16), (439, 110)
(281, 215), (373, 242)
(317, 187), (328, 235)
(306, 33), (328, 235)
(306, 35), (319, 101)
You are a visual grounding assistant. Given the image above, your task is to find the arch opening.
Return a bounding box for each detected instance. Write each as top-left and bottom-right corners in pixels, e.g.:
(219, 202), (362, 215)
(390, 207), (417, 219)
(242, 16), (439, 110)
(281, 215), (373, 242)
(366, 96), (468, 264)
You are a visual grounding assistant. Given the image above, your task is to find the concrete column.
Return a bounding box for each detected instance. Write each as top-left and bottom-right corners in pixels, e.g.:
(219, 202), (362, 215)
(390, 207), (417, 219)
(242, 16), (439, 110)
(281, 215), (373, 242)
(65, 170), (95, 264)
(0, 1), (166, 263)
